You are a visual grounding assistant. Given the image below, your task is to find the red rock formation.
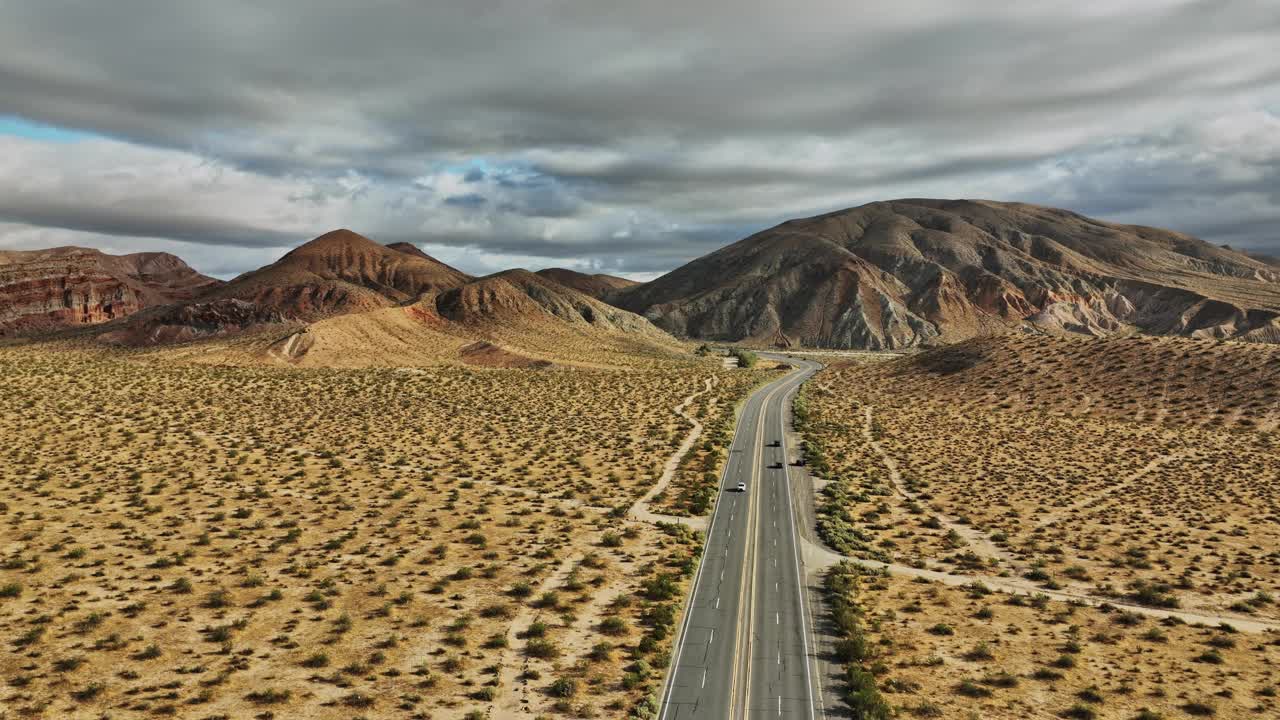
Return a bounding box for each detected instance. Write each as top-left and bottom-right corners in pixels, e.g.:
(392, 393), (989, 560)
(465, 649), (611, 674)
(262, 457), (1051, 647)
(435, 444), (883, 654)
(0, 247), (220, 334)
(98, 298), (286, 346)
(205, 229), (473, 320)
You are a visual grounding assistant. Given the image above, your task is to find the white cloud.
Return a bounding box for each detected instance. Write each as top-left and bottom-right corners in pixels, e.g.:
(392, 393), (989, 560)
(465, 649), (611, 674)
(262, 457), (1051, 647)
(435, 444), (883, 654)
(0, 1), (1276, 275)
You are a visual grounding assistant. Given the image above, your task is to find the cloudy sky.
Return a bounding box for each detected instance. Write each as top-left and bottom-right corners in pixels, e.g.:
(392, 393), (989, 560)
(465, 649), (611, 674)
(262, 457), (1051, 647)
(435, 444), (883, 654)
(0, 1), (1277, 279)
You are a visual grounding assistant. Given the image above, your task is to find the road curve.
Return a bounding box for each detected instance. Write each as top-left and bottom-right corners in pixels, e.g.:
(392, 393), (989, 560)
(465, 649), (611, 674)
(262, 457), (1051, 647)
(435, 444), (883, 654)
(658, 356), (823, 720)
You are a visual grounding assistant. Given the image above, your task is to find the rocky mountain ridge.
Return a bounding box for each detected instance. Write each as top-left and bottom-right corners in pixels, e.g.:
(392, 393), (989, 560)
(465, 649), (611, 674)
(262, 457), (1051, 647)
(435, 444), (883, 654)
(533, 268), (638, 299)
(55, 232), (678, 365)
(614, 199), (1280, 348)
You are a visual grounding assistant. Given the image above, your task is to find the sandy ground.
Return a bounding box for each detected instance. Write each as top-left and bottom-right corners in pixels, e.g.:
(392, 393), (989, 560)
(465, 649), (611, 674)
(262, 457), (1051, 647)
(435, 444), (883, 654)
(629, 377), (716, 530)
(799, 334), (1280, 718)
(0, 345), (756, 719)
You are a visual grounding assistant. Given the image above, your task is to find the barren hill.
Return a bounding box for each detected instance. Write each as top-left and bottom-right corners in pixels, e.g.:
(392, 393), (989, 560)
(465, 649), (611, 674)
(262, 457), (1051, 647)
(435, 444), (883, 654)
(0, 246), (220, 334)
(615, 199), (1280, 349)
(208, 229), (472, 319)
(251, 268), (679, 368)
(437, 269), (660, 336)
(534, 267), (638, 299)
(96, 233), (683, 367)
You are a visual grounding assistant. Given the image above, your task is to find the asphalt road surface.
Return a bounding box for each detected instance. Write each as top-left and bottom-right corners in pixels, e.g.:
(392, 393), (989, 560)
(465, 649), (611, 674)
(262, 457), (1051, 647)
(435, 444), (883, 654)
(659, 357), (823, 720)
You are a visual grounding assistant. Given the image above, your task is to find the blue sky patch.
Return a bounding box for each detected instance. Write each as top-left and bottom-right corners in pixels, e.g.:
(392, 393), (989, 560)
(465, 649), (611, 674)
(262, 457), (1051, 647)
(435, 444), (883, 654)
(0, 115), (96, 143)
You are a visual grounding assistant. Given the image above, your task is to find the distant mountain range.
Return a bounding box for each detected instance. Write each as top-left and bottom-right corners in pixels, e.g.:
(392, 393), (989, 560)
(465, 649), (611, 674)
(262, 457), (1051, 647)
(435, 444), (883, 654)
(4, 199), (1279, 357)
(23, 229), (671, 365)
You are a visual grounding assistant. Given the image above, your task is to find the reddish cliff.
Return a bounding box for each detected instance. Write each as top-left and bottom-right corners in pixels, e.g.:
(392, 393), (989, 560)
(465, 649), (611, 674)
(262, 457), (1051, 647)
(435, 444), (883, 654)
(0, 247), (221, 334)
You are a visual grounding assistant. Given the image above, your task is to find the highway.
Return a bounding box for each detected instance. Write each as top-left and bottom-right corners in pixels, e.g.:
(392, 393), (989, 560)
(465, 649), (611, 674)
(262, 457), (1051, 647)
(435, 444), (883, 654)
(658, 356), (823, 720)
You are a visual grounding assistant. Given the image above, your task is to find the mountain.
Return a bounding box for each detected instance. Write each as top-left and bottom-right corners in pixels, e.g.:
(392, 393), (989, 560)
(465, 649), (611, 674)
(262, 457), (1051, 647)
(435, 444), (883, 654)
(437, 269), (657, 334)
(534, 268), (638, 300)
(87, 230), (680, 367)
(257, 268), (678, 368)
(614, 199), (1280, 349)
(1245, 250), (1280, 269)
(0, 246), (221, 335)
(207, 229), (472, 319)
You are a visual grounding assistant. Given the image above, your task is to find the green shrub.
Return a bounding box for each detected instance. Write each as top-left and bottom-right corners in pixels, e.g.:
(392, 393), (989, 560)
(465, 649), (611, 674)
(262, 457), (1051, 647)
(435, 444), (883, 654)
(825, 564), (891, 719)
(600, 616), (628, 636)
(526, 638), (559, 658)
(549, 677), (578, 698)
(845, 667), (891, 719)
(245, 688), (291, 705)
(70, 682), (105, 702)
(956, 679), (992, 698)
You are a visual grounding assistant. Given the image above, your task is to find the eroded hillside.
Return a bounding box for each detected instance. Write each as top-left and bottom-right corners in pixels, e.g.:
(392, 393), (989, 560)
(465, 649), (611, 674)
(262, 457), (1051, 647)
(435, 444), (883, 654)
(618, 200), (1280, 348)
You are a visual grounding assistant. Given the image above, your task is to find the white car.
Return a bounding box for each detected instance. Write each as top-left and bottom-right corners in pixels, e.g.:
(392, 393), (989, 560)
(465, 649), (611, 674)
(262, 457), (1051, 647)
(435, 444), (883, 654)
(735, 481), (747, 493)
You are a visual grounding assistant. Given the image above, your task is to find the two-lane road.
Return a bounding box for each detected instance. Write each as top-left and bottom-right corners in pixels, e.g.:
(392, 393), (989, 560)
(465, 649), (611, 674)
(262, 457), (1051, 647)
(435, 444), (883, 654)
(659, 356), (823, 720)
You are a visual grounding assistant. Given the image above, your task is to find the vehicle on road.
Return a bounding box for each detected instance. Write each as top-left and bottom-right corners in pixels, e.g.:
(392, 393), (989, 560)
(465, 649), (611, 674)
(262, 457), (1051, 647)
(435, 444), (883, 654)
(735, 481), (747, 492)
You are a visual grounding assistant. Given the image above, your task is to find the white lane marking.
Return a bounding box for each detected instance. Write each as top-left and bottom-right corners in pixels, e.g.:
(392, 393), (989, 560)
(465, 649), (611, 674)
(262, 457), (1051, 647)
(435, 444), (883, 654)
(659, 384), (764, 720)
(777, 368), (820, 720)
(778, 695), (782, 716)
(775, 612), (780, 625)
(715, 596), (720, 609)
(701, 668), (707, 688)
(659, 362), (808, 720)
(720, 570), (725, 581)
(709, 629), (714, 644)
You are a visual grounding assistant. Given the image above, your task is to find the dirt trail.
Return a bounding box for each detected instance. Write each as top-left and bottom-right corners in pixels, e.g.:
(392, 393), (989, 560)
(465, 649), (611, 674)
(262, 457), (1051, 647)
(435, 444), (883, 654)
(794, 409), (1279, 635)
(495, 554), (581, 717)
(628, 376), (716, 530)
(862, 405), (1014, 565)
(1034, 451), (1187, 529)
(815, 550), (1279, 633)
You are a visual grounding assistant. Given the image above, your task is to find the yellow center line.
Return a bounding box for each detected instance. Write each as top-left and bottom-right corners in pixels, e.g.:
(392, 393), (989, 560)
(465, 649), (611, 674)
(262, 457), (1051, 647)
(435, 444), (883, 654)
(730, 367), (802, 719)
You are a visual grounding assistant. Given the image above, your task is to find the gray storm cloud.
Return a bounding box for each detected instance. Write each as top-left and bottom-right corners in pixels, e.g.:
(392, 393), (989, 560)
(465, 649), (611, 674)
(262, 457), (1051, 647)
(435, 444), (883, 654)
(0, 0), (1276, 277)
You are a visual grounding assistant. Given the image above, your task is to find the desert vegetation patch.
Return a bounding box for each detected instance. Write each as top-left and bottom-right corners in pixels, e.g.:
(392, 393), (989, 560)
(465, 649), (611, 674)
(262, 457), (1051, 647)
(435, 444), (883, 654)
(0, 345), (757, 718)
(806, 334), (1280, 717)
